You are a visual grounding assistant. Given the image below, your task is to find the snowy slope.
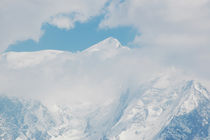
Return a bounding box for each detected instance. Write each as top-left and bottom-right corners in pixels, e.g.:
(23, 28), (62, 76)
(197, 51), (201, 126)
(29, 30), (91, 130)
(0, 38), (209, 140)
(0, 78), (209, 140)
(106, 80), (210, 140)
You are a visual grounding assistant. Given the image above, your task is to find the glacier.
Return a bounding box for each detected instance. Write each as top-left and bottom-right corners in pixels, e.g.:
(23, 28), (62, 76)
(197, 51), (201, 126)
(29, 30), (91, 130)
(0, 37), (209, 140)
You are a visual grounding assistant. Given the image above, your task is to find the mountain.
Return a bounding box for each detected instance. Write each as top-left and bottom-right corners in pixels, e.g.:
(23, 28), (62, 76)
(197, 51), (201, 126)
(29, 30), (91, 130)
(0, 79), (209, 140)
(1, 37), (128, 69)
(107, 80), (210, 140)
(0, 37), (209, 140)
(83, 37), (122, 53)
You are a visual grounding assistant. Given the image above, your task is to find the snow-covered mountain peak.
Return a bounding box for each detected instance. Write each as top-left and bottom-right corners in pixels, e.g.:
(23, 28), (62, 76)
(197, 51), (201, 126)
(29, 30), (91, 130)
(82, 37), (129, 59)
(83, 37), (129, 54)
(175, 80), (210, 115)
(0, 37), (129, 69)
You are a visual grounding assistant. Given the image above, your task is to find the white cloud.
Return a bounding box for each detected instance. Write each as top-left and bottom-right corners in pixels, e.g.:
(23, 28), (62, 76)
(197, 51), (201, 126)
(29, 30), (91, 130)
(0, 37), (209, 109)
(49, 16), (75, 30)
(1, 0), (210, 106)
(100, 0), (210, 80)
(0, 0), (108, 52)
(0, 38), (165, 106)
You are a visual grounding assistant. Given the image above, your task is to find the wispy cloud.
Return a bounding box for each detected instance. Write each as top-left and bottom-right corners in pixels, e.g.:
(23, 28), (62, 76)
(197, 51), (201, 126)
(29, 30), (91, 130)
(0, 0), (210, 105)
(0, 38), (166, 105)
(100, 0), (210, 80)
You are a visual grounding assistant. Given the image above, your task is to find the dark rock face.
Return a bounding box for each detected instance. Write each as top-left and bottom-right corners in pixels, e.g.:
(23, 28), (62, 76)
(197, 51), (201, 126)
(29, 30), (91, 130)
(158, 98), (210, 140)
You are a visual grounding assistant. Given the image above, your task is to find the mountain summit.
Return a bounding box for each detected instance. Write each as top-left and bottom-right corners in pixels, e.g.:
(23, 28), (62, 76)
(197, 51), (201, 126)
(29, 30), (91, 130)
(82, 37), (129, 59)
(84, 37), (122, 53)
(0, 37), (128, 68)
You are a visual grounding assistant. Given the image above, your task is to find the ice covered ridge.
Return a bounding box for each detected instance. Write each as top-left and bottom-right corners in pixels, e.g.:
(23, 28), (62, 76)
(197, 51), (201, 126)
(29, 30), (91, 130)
(0, 37), (128, 69)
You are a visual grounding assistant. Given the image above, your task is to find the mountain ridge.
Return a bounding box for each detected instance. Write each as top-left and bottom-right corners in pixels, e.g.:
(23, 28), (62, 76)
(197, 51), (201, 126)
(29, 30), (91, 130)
(0, 37), (129, 68)
(0, 79), (209, 140)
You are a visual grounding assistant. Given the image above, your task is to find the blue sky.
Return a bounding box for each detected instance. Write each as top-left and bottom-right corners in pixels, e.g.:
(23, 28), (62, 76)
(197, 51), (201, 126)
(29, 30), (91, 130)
(0, 0), (210, 81)
(7, 16), (137, 52)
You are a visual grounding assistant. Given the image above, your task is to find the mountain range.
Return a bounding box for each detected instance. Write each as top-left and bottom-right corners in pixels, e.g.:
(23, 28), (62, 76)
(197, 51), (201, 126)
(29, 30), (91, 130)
(0, 38), (209, 140)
